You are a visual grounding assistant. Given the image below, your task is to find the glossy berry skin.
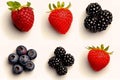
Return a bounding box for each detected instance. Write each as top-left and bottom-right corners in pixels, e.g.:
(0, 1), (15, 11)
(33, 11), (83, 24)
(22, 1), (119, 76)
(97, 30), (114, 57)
(48, 56), (62, 69)
(54, 46), (66, 59)
(24, 61), (35, 71)
(62, 54), (74, 66)
(56, 65), (67, 75)
(27, 49), (37, 60)
(16, 45), (27, 56)
(98, 10), (113, 25)
(19, 55), (30, 66)
(84, 16), (98, 32)
(11, 7), (34, 32)
(49, 8), (73, 34)
(88, 49), (110, 71)
(86, 3), (102, 16)
(8, 53), (19, 65)
(12, 64), (23, 74)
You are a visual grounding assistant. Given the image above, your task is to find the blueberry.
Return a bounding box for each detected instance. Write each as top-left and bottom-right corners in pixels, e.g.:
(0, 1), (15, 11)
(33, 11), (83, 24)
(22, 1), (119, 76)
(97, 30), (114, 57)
(24, 61), (35, 71)
(12, 64), (23, 74)
(27, 49), (37, 60)
(16, 45), (27, 56)
(8, 53), (19, 65)
(19, 55), (30, 66)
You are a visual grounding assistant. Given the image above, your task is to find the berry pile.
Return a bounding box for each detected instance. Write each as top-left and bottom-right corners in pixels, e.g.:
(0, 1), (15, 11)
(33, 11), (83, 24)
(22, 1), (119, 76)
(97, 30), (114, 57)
(48, 46), (74, 76)
(8, 45), (37, 74)
(84, 3), (113, 32)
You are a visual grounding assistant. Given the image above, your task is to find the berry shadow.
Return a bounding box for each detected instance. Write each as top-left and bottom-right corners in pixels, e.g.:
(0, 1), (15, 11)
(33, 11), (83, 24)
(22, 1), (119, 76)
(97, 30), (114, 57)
(40, 13), (68, 40)
(1, 11), (30, 40)
(79, 50), (108, 78)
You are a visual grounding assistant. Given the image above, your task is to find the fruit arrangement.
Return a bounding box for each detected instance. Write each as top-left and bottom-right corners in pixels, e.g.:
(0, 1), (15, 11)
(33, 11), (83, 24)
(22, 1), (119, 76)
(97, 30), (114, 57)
(87, 44), (112, 71)
(84, 3), (113, 32)
(8, 45), (37, 74)
(48, 1), (73, 34)
(7, 1), (34, 32)
(48, 46), (74, 75)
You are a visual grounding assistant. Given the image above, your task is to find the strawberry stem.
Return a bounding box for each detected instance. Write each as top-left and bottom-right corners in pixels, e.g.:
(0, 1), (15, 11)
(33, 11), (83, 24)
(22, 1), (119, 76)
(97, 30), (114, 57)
(87, 44), (113, 55)
(48, 1), (71, 11)
(7, 1), (31, 11)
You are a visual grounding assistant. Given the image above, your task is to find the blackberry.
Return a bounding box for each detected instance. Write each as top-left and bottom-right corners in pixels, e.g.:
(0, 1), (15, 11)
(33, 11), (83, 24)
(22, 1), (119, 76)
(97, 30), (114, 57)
(62, 54), (74, 66)
(86, 3), (102, 16)
(56, 65), (67, 75)
(96, 19), (108, 32)
(98, 10), (113, 25)
(84, 16), (98, 32)
(54, 46), (66, 59)
(48, 56), (62, 69)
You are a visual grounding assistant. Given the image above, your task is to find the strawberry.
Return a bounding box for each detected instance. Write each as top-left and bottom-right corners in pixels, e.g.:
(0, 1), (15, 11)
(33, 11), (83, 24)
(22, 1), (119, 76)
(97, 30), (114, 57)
(7, 1), (34, 32)
(48, 1), (73, 34)
(87, 44), (112, 71)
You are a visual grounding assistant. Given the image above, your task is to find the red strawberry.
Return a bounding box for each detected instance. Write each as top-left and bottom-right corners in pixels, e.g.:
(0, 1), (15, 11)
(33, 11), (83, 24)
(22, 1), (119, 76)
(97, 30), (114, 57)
(87, 44), (112, 71)
(48, 1), (73, 34)
(7, 1), (34, 32)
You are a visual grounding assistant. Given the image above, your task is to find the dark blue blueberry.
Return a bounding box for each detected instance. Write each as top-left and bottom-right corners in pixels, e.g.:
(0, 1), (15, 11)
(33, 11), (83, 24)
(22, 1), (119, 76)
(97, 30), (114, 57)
(24, 61), (35, 71)
(19, 55), (30, 66)
(27, 49), (37, 60)
(8, 53), (19, 65)
(12, 64), (23, 74)
(16, 45), (27, 56)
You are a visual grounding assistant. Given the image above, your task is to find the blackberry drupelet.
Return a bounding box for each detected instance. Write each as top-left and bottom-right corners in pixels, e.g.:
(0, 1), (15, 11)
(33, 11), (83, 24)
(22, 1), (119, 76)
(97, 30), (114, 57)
(98, 10), (113, 25)
(96, 19), (108, 32)
(54, 46), (66, 59)
(56, 65), (67, 75)
(84, 15), (98, 32)
(62, 54), (74, 66)
(48, 56), (62, 69)
(86, 3), (102, 16)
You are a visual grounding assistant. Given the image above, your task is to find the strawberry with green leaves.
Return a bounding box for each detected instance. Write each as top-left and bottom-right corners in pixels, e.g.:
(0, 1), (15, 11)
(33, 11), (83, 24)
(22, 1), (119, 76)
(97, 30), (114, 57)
(87, 44), (113, 71)
(7, 1), (34, 32)
(48, 1), (73, 34)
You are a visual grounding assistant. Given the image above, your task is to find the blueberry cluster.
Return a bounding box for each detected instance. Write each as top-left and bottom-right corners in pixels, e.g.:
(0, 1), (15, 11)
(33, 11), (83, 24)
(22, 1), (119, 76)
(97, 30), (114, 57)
(48, 46), (74, 76)
(8, 45), (37, 74)
(84, 3), (113, 32)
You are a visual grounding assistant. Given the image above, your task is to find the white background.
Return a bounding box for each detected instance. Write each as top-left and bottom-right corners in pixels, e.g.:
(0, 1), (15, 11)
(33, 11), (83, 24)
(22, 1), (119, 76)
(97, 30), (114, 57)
(0, 0), (120, 80)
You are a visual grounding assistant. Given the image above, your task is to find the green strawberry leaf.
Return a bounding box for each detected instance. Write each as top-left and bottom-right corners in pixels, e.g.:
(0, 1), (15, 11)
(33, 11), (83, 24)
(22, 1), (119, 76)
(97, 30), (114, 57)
(53, 4), (57, 9)
(7, 1), (21, 10)
(57, 1), (60, 7)
(101, 44), (104, 50)
(27, 2), (31, 7)
(49, 3), (52, 10)
(61, 2), (65, 7)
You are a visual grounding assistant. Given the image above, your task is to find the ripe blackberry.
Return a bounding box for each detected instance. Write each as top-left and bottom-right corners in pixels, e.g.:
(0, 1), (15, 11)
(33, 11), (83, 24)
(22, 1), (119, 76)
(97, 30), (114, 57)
(98, 10), (113, 25)
(48, 56), (62, 69)
(84, 16), (98, 32)
(54, 46), (66, 59)
(96, 19), (108, 32)
(86, 3), (102, 16)
(56, 65), (67, 75)
(62, 54), (74, 66)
